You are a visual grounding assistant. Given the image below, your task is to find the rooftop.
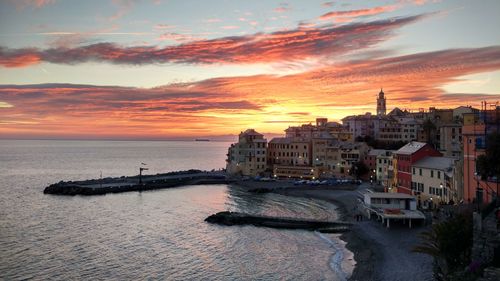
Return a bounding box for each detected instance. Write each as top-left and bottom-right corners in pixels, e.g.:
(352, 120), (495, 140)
(395, 141), (427, 155)
(365, 192), (416, 199)
(368, 149), (388, 156)
(269, 137), (309, 144)
(412, 156), (455, 171)
(241, 129), (263, 136)
(388, 107), (405, 116)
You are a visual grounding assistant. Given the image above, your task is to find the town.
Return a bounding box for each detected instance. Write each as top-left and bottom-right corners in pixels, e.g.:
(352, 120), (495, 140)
(227, 89), (499, 208)
(226, 89), (500, 279)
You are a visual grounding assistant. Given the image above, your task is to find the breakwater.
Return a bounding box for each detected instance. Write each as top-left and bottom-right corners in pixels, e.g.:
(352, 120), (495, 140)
(205, 211), (351, 233)
(44, 169), (233, 195)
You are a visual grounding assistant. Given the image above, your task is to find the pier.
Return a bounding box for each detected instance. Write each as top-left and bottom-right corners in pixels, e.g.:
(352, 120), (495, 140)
(44, 170), (233, 196)
(205, 211), (352, 233)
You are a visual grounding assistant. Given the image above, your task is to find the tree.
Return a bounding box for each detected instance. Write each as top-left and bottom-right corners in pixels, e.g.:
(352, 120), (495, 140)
(413, 211), (473, 281)
(476, 132), (500, 181)
(350, 161), (368, 179)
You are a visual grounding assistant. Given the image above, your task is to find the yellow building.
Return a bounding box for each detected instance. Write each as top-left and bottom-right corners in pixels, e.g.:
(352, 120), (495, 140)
(226, 129), (267, 177)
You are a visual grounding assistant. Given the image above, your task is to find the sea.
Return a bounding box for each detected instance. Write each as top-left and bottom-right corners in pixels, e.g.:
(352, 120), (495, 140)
(0, 140), (354, 280)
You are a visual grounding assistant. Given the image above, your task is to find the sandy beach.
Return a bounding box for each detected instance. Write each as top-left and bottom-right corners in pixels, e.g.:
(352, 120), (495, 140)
(233, 179), (434, 281)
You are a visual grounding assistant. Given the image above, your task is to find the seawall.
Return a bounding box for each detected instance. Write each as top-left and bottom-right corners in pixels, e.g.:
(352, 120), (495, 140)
(44, 170), (234, 196)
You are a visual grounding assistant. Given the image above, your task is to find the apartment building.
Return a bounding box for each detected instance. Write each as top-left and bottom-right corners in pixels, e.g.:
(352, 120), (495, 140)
(226, 129), (267, 177)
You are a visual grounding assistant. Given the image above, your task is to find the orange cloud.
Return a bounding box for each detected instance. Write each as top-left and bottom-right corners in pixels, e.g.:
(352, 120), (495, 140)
(1, 46), (500, 139)
(0, 48), (41, 67)
(319, 5), (398, 20)
(0, 15), (426, 68)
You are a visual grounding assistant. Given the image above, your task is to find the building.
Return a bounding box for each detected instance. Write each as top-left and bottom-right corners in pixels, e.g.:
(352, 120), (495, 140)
(362, 192), (425, 228)
(463, 103), (500, 204)
(411, 156), (457, 207)
(226, 129), (267, 176)
(376, 150), (395, 190)
(268, 137), (311, 166)
(343, 91), (423, 143)
(267, 137), (314, 179)
(394, 141), (442, 194)
(439, 123), (462, 157)
(377, 88), (386, 116)
(453, 106), (477, 121)
(326, 121), (353, 142)
(342, 112), (377, 140)
(363, 149), (386, 181)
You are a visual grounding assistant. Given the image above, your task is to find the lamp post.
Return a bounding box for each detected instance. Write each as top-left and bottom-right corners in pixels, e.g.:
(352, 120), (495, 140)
(139, 163), (148, 186)
(439, 183), (443, 203)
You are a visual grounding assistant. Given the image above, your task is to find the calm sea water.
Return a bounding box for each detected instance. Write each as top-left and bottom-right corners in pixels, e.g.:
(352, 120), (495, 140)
(0, 140), (353, 280)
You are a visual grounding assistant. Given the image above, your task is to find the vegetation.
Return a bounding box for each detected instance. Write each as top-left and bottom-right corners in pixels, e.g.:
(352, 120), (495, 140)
(355, 135), (406, 150)
(413, 211), (474, 281)
(476, 132), (500, 181)
(349, 161), (368, 179)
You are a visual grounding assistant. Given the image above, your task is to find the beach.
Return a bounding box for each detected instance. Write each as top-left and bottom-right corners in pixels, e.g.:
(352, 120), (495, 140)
(234, 179), (434, 281)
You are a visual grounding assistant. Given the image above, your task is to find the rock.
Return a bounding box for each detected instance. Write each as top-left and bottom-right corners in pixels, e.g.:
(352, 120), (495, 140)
(205, 211), (351, 233)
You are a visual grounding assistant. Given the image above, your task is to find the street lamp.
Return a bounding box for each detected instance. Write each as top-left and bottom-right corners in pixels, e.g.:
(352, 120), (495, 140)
(439, 183), (443, 202)
(139, 163), (149, 185)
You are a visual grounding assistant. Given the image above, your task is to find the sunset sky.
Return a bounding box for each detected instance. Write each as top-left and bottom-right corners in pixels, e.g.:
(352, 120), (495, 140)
(1, 0), (500, 140)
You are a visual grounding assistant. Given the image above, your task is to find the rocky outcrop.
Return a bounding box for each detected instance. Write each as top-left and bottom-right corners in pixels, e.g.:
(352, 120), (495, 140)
(205, 211), (351, 233)
(247, 187), (273, 193)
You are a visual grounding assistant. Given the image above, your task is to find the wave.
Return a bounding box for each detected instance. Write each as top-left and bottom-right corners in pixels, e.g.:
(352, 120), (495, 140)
(316, 232), (349, 281)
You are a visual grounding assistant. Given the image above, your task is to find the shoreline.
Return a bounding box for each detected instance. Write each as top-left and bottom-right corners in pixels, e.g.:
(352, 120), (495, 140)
(232, 179), (432, 281)
(275, 187), (379, 281)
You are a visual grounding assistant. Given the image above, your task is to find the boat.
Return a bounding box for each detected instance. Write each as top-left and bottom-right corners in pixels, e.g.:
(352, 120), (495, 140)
(195, 138), (210, 141)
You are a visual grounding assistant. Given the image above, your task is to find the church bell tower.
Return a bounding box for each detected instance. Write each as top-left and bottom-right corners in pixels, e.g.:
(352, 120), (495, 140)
(377, 88), (386, 116)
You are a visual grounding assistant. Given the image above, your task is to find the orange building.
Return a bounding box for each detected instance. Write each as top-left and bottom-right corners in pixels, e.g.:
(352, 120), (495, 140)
(462, 106), (500, 204)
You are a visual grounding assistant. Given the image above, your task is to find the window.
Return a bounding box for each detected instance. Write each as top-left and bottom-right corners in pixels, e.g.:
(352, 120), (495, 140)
(431, 170), (434, 178)
(413, 168), (415, 175)
(419, 169), (422, 176)
(437, 171), (441, 179)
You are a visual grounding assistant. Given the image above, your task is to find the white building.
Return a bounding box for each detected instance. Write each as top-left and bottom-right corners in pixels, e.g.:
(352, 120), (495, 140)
(362, 192), (425, 228)
(226, 129), (267, 177)
(411, 156), (456, 206)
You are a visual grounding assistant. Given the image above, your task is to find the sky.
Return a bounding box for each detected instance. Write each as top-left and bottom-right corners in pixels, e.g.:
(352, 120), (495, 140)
(1, 0), (500, 140)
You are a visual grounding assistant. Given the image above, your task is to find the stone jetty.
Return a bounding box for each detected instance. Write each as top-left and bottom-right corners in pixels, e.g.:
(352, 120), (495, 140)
(44, 169), (233, 196)
(205, 211), (351, 233)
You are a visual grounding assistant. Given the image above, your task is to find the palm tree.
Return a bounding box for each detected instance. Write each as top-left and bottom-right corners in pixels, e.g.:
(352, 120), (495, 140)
(413, 211), (473, 281)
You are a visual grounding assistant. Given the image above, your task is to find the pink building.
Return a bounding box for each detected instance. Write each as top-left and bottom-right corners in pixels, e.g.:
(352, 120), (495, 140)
(462, 107), (500, 204)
